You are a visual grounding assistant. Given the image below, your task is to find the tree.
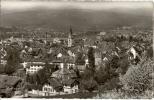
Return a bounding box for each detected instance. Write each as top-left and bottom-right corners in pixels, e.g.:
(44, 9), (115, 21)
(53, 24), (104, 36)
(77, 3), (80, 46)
(75, 52), (85, 65)
(29, 61), (58, 86)
(0, 64), (5, 74)
(94, 66), (110, 84)
(87, 47), (95, 73)
(81, 63), (98, 92)
(81, 77), (98, 92)
(5, 47), (21, 75)
(80, 47), (98, 92)
(36, 68), (47, 85)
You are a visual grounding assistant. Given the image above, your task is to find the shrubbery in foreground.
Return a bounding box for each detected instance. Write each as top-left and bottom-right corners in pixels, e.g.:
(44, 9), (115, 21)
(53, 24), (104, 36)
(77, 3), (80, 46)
(120, 59), (154, 93)
(94, 59), (154, 99)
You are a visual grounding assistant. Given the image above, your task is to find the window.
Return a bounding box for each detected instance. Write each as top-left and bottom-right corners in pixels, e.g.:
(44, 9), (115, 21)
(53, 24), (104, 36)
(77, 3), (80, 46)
(44, 87), (46, 91)
(45, 88), (47, 91)
(48, 88), (50, 92)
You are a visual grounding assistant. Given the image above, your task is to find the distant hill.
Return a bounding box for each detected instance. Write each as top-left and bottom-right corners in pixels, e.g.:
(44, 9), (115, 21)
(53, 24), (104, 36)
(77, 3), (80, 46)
(1, 2), (152, 32)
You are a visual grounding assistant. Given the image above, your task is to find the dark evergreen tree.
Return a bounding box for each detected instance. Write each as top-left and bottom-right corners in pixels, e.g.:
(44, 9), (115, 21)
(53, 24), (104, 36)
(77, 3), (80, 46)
(80, 47), (98, 92)
(87, 47), (95, 73)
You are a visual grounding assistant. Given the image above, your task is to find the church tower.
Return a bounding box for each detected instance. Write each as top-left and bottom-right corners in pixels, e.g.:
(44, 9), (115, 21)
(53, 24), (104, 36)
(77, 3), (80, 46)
(68, 26), (73, 47)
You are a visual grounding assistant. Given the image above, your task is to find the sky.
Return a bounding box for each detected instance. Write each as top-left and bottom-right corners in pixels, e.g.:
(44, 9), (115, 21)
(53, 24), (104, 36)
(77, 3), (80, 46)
(1, 1), (152, 11)
(1, 0), (152, 1)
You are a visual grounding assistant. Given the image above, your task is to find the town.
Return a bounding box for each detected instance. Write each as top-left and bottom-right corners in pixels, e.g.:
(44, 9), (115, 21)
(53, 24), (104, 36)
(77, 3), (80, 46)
(0, 25), (153, 98)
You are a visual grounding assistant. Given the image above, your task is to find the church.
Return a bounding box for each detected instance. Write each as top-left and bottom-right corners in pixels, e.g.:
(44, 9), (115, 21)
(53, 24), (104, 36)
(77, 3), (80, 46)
(68, 26), (73, 47)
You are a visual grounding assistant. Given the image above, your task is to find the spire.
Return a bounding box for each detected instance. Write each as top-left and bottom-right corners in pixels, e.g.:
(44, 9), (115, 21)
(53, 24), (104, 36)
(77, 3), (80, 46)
(70, 25), (73, 36)
(68, 25), (73, 47)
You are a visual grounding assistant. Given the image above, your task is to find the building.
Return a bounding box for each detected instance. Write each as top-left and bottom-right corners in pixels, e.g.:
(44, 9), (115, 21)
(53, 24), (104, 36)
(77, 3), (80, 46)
(25, 62), (45, 74)
(94, 49), (102, 66)
(0, 47), (7, 65)
(63, 79), (79, 94)
(42, 64), (79, 96)
(0, 75), (23, 98)
(51, 64), (77, 80)
(51, 64), (79, 94)
(68, 27), (73, 47)
(42, 78), (63, 96)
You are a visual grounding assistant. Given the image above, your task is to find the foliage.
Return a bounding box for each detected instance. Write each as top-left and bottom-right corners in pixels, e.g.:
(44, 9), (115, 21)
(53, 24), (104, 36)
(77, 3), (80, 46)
(93, 89), (153, 99)
(0, 64), (5, 74)
(81, 77), (98, 92)
(82, 67), (93, 79)
(27, 62), (57, 86)
(146, 46), (153, 59)
(116, 55), (130, 75)
(75, 52), (85, 65)
(94, 65), (110, 84)
(4, 47), (21, 75)
(94, 54), (120, 84)
(98, 77), (122, 92)
(87, 47), (95, 73)
(81, 63), (98, 92)
(119, 59), (154, 93)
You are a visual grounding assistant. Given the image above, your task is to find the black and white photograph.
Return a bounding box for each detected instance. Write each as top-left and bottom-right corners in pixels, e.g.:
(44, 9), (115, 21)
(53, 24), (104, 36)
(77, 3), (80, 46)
(0, 0), (153, 99)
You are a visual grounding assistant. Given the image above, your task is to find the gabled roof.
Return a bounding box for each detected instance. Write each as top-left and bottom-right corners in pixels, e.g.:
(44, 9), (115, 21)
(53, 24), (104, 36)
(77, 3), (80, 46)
(47, 78), (62, 89)
(51, 67), (77, 80)
(63, 79), (79, 87)
(0, 75), (21, 89)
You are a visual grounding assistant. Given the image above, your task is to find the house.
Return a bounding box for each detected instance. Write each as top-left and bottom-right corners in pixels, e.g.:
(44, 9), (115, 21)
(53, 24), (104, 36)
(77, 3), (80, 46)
(51, 64), (77, 81)
(51, 63), (79, 94)
(0, 75), (23, 98)
(25, 62), (45, 74)
(94, 49), (102, 66)
(42, 78), (79, 96)
(21, 59), (45, 75)
(127, 46), (141, 64)
(99, 31), (106, 36)
(0, 47), (7, 65)
(63, 79), (79, 94)
(76, 65), (86, 73)
(49, 47), (76, 70)
(42, 78), (63, 96)
(20, 46), (46, 74)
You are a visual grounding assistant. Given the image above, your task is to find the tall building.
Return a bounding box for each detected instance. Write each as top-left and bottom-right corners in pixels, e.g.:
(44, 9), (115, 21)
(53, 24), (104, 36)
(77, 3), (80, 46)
(68, 26), (73, 47)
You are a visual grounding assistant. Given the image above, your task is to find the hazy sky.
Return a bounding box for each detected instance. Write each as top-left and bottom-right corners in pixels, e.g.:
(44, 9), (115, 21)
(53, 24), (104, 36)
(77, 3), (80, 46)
(1, 1), (152, 11)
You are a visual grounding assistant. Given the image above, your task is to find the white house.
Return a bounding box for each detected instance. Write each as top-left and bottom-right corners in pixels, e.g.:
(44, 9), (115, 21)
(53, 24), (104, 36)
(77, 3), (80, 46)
(0, 47), (7, 65)
(42, 84), (59, 96)
(42, 78), (63, 96)
(23, 62), (45, 74)
(63, 85), (79, 94)
(127, 46), (140, 60)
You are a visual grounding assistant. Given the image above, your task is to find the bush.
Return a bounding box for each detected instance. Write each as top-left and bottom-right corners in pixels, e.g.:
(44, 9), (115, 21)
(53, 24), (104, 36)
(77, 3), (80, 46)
(119, 59), (154, 93)
(98, 77), (122, 92)
(93, 89), (153, 99)
(0, 64), (5, 74)
(81, 77), (98, 92)
(94, 66), (110, 84)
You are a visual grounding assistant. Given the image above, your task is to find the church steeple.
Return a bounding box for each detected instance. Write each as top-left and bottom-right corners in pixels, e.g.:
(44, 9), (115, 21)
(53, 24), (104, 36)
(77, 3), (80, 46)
(68, 26), (73, 47)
